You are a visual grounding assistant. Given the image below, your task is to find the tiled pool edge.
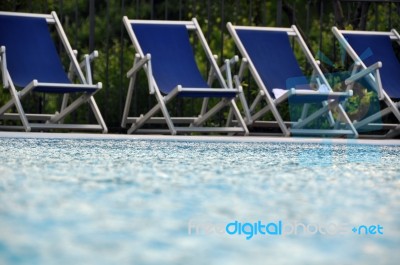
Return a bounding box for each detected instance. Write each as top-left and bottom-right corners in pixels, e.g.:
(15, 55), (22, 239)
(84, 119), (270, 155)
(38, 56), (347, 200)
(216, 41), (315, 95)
(1, 131), (400, 146)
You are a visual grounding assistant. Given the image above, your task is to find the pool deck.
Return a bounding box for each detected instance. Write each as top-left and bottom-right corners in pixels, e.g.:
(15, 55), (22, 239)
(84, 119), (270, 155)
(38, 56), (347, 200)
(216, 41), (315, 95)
(1, 131), (400, 146)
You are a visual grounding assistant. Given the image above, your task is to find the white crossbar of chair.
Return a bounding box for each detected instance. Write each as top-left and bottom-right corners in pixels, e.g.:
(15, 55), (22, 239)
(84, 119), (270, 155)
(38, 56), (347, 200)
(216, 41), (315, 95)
(230, 25), (297, 36)
(126, 117), (198, 124)
(32, 82), (102, 90)
(30, 124), (103, 130)
(338, 29), (396, 38)
(0, 124), (103, 131)
(0, 11), (54, 23)
(1, 113), (53, 120)
(290, 129), (355, 135)
(127, 19), (196, 29)
(164, 86), (240, 102)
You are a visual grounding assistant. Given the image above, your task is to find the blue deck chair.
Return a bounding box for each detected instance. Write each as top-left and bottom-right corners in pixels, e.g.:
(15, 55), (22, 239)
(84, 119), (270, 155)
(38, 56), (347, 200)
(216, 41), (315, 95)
(0, 11), (107, 132)
(121, 17), (248, 135)
(332, 27), (400, 138)
(227, 23), (358, 137)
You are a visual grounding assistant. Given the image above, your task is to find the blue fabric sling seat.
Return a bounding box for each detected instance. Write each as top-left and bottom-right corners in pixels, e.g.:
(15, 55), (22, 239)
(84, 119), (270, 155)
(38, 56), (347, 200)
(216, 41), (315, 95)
(132, 24), (237, 98)
(235, 30), (348, 104)
(0, 15), (96, 93)
(343, 34), (400, 99)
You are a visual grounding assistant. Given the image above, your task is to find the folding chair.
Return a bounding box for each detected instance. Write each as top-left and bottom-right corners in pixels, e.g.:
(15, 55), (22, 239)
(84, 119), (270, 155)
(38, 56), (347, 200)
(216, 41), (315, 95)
(332, 27), (400, 138)
(0, 11), (107, 133)
(121, 17), (248, 135)
(227, 23), (358, 137)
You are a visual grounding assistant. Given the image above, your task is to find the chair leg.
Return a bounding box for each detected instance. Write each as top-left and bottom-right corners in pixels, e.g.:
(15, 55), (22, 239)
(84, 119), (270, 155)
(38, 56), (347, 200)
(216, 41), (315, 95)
(336, 104), (358, 138)
(238, 90), (252, 124)
(322, 101), (335, 127)
(88, 96), (108, 133)
(385, 98), (400, 122)
(122, 75), (137, 128)
(381, 99), (400, 138)
(250, 91), (263, 113)
(155, 93), (177, 135)
(200, 97), (209, 117)
(229, 99), (249, 135)
(265, 97), (290, 137)
(225, 107), (233, 127)
(59, 93), (69, 124)
(299, 103), (310, 121)
(385, 125), (400, 138)
(7, 84), (31, 132)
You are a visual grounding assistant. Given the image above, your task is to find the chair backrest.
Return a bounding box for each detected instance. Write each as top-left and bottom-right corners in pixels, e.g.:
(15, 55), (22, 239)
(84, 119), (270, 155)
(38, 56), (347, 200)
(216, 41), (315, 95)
(0, 14), (70, 88)
(130, 23), (209, 94)
(234, 29), (311, 96)
(343, 33), (400, 99)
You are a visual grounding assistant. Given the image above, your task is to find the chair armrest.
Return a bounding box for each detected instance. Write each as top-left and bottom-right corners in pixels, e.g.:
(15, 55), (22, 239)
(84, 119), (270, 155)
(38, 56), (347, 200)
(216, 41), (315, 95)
(0, 46), (9, 88)
(236, 58), (249, 81)
(79, 50), (99, 85)
(221, 55), (239, 88)
(391, 29), (400, 46)
(126, 53), (154, 94)
(67, 50), (78, 81)
(126, 53), (151, 78)
(207, 55), (238, 87)
(126, 53), (155, 95)
(219, 55), (239, 73)
(345, 61), (383, 100)
(79, 50), (99, 69)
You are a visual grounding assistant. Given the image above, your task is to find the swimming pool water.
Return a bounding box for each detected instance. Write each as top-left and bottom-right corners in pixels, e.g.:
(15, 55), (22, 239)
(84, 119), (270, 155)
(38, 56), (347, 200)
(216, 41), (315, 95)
(0, 138), (399, 265)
